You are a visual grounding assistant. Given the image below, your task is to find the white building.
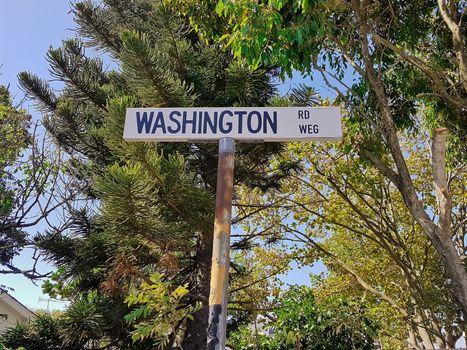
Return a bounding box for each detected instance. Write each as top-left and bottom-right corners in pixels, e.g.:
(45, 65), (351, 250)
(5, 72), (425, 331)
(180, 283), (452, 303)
(0, 290), (35, 333)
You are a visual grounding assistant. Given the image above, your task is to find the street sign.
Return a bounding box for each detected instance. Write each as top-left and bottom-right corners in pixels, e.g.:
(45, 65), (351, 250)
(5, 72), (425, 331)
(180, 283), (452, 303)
(123, 107), (341, 142)
(124, 105), (341, 350)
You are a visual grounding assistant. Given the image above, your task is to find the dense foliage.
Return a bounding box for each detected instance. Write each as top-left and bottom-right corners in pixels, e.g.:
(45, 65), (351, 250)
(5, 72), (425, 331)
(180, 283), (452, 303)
(228, 286), (378, 350)
(233, 126), (466, 348)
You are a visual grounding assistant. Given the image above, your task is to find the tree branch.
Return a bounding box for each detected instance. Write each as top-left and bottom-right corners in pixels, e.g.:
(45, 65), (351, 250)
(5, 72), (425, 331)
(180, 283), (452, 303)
(437, 0), (467, 92)
(371, 32), (467, 110)
(431, 127), (452, 237)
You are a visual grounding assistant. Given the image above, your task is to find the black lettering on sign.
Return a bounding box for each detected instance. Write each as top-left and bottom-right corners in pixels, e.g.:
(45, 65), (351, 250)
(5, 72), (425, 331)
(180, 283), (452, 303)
(234, 111), (247, 133)
(219, 110), (233, 133)
(299, 124), (319, 134)
(168, 111), (181, 133)
(136, 111), (154, 133)
(298, 110), (310, 119)
(182, 111), (196, 133)
(151, 111), (166, 134)
(247, 111), (262, 134)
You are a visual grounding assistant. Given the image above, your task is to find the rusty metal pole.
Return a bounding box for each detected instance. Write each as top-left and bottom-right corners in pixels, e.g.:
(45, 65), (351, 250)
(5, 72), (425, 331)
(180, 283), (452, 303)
(207, 137), (235, 350)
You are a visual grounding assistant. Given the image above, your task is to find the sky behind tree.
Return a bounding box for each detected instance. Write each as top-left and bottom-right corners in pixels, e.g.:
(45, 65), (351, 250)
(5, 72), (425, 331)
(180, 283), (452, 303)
(0, 1), (74, 103)
(0, 0), (76, 311)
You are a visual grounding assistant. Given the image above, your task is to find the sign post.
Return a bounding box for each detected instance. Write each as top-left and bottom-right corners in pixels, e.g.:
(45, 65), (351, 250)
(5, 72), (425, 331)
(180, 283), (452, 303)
(206, 138), (235, 349)
(124, 107), (341, 350)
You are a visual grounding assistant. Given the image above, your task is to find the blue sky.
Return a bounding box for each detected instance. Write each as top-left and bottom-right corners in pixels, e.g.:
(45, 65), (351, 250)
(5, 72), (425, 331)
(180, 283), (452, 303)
(0, 1), (332, 311)
(0, 1), (75, 103)
(0, 0), (76, 311)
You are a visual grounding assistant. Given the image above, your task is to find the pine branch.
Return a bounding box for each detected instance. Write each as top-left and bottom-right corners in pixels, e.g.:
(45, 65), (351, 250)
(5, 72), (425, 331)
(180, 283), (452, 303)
(120, 30), (196, 107)
(46, 42), (108, 109)
(289, 83), (320, 107)
(73, 1), (122, 54)
(18, 72), (57, 113)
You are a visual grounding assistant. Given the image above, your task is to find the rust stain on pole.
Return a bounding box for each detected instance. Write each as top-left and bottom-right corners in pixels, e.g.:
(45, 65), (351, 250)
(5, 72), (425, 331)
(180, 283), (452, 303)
(207, 138), (235, 350)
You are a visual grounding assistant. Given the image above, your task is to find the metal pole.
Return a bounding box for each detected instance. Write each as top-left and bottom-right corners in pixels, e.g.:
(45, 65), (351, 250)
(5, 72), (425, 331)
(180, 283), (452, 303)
(207, 137), (235, 350)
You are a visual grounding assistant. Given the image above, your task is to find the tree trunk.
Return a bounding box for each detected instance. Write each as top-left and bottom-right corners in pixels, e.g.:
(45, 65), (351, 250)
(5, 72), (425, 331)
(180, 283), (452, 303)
(431, 128), (467, 314)
(351, 3), (467, 315)
(446, 331), (461, 349)
(430, 319), (446, 349)
(413, 308), (435, 350)
(182, 232), (213, 349)
(416, 327), (434, 350)
(437, 229), (467, 307)
(407, 328), (422, 350)
(437, 0), (467, 93)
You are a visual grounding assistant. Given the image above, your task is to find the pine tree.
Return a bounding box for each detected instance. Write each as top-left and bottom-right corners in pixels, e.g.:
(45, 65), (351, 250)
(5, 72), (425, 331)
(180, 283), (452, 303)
(18, 1), (294, 348)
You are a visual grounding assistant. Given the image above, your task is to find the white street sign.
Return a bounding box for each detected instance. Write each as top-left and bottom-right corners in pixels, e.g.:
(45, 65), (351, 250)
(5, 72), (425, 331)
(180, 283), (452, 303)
(123, 107), (341, 142)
